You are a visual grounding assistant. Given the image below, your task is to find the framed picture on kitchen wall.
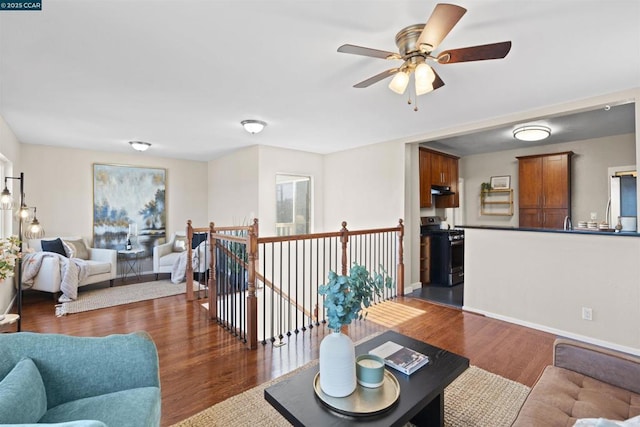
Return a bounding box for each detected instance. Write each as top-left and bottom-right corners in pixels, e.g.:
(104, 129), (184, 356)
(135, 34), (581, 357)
(93, 164), (166, 253)
(490, 175), (511, 189)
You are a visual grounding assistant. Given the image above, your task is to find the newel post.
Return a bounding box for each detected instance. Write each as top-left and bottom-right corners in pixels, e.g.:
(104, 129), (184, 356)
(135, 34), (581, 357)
(246, 218), (259, 349)
(208, 222), (217, 320)
(340, 221), (349, 276)
(186, 220), (194, 301)
(397, 219), (404, 295)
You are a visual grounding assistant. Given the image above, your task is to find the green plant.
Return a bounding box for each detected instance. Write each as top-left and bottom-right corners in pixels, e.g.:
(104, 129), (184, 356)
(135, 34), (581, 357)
(0, 235), (21, 281)
(480, 182), (492, 202)
(318, 264), (392, 331)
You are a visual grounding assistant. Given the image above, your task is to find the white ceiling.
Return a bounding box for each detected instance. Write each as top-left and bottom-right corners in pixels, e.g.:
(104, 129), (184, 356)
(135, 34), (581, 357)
(0, 1), (638, 161)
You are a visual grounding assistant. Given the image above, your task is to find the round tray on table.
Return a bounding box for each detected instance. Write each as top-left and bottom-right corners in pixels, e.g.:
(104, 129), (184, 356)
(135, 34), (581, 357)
(312, 370), (400, 417)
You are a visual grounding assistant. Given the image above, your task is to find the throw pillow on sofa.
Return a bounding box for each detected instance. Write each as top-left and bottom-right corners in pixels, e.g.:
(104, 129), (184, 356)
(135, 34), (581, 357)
(191, 233), (207, 249)
(574, 416), (640, 426)
(64, 239), (89, 260)
(41, 238), (67, 257)
(0, 358), (47, 424)
(173, 236), (187, 252)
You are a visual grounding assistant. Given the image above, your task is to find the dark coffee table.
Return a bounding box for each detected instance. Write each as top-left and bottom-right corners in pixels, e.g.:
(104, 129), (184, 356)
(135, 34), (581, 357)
(264, 330), (469, 426)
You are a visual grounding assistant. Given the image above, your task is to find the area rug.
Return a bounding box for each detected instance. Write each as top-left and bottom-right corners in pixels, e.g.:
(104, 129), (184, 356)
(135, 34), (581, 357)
(55, 280), (196, 316)
(171, 364), (530, 427)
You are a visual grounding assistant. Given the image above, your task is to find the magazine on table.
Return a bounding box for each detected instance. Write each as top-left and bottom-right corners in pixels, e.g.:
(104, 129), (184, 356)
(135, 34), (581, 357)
(369, 341), (430, 375)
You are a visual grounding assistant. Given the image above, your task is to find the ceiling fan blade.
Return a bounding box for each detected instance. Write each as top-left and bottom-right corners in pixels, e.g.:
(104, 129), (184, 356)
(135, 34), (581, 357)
(437, 41), (512, 64)
(353, 68), (399, 88)
(432, 69), (445, 91)
(337, 44), (400, 60)
(416, 3), (467, 51)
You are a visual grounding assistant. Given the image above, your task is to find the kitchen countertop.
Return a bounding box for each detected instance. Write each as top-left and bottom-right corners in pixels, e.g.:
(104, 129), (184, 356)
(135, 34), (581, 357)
(458, 225), (640, 237)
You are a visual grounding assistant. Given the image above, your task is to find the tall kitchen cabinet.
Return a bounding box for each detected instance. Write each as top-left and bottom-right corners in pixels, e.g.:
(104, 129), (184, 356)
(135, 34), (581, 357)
(419, 147), (459, 208)
(517, 151), (573, 229)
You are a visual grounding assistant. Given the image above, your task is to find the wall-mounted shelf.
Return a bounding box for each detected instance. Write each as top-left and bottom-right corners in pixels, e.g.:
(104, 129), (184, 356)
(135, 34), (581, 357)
(480, 188), (514, 216)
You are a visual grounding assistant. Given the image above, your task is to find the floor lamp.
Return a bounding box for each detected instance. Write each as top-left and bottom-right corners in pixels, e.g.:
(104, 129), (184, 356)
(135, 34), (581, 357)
(0, 172), (45, 332)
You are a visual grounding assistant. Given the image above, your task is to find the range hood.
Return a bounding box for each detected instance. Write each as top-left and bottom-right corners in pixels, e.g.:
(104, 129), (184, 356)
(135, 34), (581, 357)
(431, 185), (455, 196)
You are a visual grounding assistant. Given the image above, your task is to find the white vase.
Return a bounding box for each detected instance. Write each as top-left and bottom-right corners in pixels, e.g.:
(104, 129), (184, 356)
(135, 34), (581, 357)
(319, 330), (357, 397)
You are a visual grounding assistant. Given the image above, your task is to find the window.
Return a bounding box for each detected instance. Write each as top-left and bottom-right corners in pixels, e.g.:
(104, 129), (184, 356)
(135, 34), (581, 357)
(276, 175), (310, 236)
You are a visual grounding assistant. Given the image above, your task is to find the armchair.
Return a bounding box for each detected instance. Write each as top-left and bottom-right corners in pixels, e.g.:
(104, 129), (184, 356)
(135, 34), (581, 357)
(0, 331), (161, 426)
(152, 232), (186, 279)
(153, 232), (210, 282)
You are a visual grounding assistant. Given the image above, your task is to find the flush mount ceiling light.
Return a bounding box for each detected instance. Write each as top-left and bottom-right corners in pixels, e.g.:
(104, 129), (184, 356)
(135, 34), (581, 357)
(129, 141), (151, 151)
(241, 120), (267, 134)
(513, 125), (551, 142)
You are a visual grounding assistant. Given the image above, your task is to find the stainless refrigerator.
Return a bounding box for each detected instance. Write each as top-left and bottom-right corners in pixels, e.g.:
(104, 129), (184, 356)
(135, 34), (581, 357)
(609, 175), (637, 231)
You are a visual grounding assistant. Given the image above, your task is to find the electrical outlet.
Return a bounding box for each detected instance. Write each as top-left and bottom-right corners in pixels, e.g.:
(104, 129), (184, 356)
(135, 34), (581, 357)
(590, 212), (597, 220)
(582, 307), (593, 321)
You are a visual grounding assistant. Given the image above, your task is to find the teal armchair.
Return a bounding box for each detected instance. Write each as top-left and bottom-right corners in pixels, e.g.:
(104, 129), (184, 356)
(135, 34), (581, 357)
(0, 332), (161, 426)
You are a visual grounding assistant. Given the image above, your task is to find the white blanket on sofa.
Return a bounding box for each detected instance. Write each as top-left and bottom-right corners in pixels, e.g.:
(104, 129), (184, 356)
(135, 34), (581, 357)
(22, 252), (89, 300)
(171, 242), (209, 284)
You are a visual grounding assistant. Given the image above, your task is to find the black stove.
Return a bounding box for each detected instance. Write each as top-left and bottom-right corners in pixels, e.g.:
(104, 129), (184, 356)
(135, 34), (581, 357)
(420, 216), (464, 286)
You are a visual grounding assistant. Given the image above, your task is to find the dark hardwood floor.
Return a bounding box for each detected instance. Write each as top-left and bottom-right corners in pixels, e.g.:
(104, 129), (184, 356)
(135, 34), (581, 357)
(7, 276), (555, 426)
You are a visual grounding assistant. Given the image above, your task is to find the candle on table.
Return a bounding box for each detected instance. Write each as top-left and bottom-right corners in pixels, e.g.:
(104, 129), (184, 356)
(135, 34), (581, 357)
(357, 358), (383, 369)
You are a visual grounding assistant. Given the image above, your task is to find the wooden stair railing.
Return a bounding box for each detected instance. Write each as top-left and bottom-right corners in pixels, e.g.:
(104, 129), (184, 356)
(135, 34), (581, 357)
(187, 219), (404, 350)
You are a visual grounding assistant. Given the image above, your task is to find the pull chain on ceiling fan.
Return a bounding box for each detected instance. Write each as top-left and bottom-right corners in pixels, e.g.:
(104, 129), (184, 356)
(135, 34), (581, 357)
(337, 3), (512, 110)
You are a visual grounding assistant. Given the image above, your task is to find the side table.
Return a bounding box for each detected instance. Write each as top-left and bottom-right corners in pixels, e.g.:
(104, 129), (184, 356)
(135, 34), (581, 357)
(117, 249), (145, 282)
(0, 314), (20, 332)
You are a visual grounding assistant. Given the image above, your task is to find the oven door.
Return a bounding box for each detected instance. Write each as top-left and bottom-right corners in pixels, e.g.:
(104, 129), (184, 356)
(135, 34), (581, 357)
(449, 239), (464, 285)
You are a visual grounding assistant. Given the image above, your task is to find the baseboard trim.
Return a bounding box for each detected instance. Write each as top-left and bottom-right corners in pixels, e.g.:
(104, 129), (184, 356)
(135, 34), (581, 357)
(462, 305), (640, 356)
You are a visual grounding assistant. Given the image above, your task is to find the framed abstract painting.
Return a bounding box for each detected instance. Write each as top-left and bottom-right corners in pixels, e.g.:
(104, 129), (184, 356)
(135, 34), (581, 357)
(93, 164), (166, 252)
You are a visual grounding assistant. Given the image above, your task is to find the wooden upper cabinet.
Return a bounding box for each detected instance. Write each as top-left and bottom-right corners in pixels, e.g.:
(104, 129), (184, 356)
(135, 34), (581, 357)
(518, 157), (543, 209)
(419, 147), (459, 209)
(542, 154), (570, 209)
(517, 151), (573, 229)
(436, 156), (459, 208)
(430, 153), (445, 185)
(419, 148), (432, 208)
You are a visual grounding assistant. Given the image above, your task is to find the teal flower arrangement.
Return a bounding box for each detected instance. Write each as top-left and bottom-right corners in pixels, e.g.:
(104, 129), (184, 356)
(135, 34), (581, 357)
(319, 264), (392, 331)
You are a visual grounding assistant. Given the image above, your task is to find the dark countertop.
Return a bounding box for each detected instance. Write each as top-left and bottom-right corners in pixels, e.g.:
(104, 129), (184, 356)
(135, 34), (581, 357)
(457, 225), (640, 237)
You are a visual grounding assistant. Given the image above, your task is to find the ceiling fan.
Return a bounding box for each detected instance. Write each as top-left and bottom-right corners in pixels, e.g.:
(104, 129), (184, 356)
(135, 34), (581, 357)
(338, 3), (511, 106)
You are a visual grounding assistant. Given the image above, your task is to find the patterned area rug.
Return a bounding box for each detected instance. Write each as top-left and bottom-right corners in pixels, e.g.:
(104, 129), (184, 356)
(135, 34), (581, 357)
(171, 364), (530, 427)
(55, 280), (196, 316)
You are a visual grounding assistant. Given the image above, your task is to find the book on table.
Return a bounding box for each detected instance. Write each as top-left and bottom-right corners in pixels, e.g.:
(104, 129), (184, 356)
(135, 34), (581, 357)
(369, 341), (430, 375)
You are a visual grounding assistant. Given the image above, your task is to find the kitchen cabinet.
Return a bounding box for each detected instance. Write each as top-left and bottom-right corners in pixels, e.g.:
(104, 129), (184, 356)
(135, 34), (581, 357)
(419, 147), (459, 208)
(517, 151), (573, 229)
(419, 148), (432, 207)
(419, 235), (430, 284)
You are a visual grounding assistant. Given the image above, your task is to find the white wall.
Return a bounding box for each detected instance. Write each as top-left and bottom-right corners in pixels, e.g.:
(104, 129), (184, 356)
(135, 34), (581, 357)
(464, 228), (640, 354)
(460, 133), (636, 227)
(208, 145), (260, 227)
(0, 115), (21, 314)
(21, 144), (208, 240)
(256, 145), (324, 236)
(323, 141), (405, 230)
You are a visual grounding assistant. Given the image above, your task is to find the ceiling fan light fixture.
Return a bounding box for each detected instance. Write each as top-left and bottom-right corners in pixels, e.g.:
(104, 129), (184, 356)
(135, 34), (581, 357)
(414, 62), (436, 95)
(241, 120), (267, 134)
(416, 81), (434, 96)
(415, 62), (436, 84)
(513, 125), (551, 142)
(388, 71), (410, 94)
(129, 141), (151, 151)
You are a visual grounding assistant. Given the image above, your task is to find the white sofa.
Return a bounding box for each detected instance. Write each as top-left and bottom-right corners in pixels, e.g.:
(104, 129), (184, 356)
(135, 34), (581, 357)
(26, 237), (117, 296)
